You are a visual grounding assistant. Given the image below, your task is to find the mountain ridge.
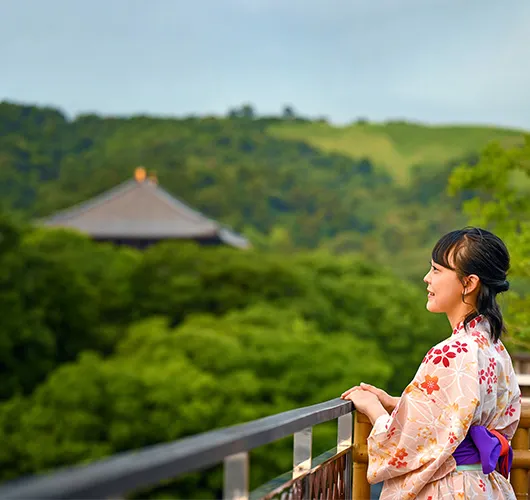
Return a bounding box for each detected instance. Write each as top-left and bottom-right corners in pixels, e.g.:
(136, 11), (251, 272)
(1, 100), (527, 278)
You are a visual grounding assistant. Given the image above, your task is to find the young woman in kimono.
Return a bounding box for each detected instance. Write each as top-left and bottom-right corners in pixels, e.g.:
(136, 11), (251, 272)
(341, 228), (521, 499)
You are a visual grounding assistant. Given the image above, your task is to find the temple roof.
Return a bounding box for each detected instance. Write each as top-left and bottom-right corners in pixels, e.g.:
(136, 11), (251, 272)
(38, 169), (250, 249)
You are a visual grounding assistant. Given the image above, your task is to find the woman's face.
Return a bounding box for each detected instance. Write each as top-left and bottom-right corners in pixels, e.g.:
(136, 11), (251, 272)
(423, 260), (464, 314)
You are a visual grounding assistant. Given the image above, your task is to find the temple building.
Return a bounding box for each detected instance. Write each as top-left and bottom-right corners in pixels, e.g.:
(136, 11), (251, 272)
(38, 167), (250, 250)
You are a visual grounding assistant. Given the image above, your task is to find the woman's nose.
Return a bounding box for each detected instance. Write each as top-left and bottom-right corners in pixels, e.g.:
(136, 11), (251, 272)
(423, 272), (430, 283)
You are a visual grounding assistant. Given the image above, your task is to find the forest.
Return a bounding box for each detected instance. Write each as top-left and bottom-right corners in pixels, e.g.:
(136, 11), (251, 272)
(1, 100), (530, 498)
(2, 100), (525, 278)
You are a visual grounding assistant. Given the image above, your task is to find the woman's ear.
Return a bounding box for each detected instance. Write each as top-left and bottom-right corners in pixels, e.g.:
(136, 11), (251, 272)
(464, 274), (480, 294)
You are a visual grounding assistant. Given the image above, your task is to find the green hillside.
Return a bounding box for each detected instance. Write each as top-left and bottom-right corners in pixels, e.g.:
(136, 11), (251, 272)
(1, 101), (527, 278)
(268, 120), (525, 184)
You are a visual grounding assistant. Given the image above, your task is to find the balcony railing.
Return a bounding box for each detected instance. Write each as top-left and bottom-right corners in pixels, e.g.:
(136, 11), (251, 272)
(0, 399), (529, 499)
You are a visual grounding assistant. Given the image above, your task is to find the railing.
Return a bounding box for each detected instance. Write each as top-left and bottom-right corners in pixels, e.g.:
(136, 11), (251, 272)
(0, 398), (358, 500)
(0, 399), (529, 500)
(512, 403), (530, 500)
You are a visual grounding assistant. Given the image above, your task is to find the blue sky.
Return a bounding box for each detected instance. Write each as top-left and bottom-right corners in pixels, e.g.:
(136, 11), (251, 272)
(2, 0), (530, 129)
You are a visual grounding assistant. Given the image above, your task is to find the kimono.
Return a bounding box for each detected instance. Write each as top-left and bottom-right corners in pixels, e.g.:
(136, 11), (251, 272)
(367, 315), (521, 499)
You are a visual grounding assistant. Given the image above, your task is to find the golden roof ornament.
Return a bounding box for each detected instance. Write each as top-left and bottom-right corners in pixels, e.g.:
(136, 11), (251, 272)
(134, 167), (147, 183)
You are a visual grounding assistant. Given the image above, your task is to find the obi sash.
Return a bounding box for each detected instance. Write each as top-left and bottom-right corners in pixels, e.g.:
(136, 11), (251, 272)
(453, 426), (512, 478)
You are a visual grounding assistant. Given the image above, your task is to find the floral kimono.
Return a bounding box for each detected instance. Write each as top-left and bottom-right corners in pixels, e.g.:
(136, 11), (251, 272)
(368, 315), (521, 499)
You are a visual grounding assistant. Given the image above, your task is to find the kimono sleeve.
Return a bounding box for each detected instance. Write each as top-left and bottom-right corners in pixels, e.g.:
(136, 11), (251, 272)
(366, 340), (480, 491)
(497, 389), (522, 441)
(495, 346), (522, 441)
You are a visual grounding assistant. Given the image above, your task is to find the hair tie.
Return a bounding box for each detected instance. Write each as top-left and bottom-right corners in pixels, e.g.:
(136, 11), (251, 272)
(498, 280), (510, 292)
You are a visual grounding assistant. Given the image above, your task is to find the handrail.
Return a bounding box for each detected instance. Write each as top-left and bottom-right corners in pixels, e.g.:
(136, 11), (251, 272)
(0, 398), (353, 499)
(3, 398), (530, 499)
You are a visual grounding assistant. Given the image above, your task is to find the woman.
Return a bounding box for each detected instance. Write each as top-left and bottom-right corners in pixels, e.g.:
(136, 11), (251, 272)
(341, 228), (521, 499)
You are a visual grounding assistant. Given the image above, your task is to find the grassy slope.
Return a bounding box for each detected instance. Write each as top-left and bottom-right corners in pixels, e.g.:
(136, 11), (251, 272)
(267, 121), (525, 184)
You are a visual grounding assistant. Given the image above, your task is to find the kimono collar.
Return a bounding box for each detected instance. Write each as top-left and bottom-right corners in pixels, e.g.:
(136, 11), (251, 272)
(452, 314), (484, 336)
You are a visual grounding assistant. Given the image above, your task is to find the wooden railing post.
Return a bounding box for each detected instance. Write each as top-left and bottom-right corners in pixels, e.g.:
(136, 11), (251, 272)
(353, 411), (371, 500)
(512, 422), (530, 499)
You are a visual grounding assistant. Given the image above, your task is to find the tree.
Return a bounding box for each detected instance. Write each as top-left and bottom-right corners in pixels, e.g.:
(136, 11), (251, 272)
(227, 104), (255, 120)
(23, 227), (140, 328)
(0, 220), (141, 401)
(128, 242), (324, 325)
(282, 105), (296, 120)
(0, 215), (55, 399)
(291, 252), (449, 393)
(448, 136), (530, 346)
(0, 306), (391, 498)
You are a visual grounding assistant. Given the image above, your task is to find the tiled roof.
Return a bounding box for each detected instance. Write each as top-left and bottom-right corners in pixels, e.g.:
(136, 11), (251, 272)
(38, 178), (250, 249)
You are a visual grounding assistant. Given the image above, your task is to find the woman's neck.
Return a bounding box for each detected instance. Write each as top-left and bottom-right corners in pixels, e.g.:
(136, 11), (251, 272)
(447, 306), (476, 331)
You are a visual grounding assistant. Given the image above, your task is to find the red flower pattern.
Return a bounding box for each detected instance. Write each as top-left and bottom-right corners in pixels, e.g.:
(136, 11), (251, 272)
(432, 344), (457, 368)
(478, 354), (499, 396)
(422, 347), (435, 364)
(472, 331), (489, 349)
(469, 316), (481, 329)
(495, 343), (505, 353)
(479, 479), (486, 491)
(452, 341), (468, 353)
(486, 366), (495, 384)
(453, 315), (482, 335)
(506, 405), (516, 417)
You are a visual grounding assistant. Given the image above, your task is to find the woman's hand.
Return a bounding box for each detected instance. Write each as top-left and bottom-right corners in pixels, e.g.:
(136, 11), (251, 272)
(340, 386), (387, 424)
(358, 383), (400, 413)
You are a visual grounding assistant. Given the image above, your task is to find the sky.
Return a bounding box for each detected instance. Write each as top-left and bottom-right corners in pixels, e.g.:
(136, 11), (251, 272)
(2, 0), (530, 129)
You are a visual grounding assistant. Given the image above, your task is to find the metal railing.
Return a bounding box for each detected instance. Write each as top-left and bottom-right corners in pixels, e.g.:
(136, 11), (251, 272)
(1, 399), (530, 500)
(0, 398), (358, 500)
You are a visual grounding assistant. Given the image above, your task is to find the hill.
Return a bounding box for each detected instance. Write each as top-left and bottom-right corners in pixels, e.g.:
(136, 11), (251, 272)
(1, 100), (527, 278)
(268, 120), (525, 185)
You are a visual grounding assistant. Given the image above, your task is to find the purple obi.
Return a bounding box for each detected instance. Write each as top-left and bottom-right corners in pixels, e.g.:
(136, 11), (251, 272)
(453, 426), (513, 478)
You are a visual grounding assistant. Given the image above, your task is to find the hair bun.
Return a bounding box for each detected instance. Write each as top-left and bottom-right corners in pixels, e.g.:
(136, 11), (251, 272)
(497, 280), (510, 293)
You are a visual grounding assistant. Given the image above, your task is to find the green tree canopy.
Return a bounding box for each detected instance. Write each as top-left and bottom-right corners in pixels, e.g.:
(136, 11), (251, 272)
(448, 135), (530, 345)
(0, 306), (391, 498)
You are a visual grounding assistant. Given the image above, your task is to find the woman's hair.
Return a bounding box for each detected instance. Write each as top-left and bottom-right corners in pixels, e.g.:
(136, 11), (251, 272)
(432, 227), (510, 342)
